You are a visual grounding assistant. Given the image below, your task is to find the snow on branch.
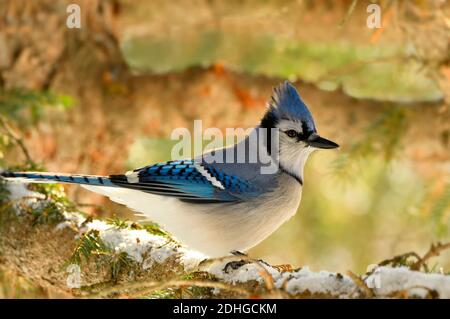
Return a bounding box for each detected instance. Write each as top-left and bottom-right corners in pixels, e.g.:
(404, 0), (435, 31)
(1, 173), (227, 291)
(1, 182), (450, 298)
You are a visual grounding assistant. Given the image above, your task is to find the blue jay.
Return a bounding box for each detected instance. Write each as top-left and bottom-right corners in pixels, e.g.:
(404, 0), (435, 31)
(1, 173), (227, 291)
(1, 82), (338, 257)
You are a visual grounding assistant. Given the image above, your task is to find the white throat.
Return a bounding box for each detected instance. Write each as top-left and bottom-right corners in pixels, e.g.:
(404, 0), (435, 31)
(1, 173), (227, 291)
(279, 145), (315, 183)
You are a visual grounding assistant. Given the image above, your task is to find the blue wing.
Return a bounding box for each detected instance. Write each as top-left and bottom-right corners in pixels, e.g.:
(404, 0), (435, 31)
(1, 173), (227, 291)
(109, 160), (258, 203)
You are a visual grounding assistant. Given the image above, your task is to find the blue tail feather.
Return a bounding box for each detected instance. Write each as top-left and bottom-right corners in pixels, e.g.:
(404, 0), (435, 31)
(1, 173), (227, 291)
(0, 171), (116, 187)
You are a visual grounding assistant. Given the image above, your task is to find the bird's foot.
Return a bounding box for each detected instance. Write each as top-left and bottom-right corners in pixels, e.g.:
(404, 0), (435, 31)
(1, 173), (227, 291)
(224, 251), (272, 273)
(223, 251), (250, 273)
(223, 260), (249, 273)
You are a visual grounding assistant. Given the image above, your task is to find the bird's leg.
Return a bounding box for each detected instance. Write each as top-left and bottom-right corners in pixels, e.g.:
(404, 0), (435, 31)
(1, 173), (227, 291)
(230, 250), (247, 257)
(223, 250), (273, 273)
(227, 250), (293, 273)
(231, 250), (271, 266)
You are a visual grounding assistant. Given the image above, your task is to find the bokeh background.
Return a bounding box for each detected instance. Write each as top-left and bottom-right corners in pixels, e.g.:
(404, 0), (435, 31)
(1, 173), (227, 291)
(0, 0), (449, 296)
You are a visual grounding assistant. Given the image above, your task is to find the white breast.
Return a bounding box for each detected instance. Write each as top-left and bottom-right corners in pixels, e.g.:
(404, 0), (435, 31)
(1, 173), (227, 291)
(83, 176), (302, 257)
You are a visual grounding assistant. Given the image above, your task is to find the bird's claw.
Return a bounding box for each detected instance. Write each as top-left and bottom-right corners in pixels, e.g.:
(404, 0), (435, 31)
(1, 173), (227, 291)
(223, 260), (249, 273)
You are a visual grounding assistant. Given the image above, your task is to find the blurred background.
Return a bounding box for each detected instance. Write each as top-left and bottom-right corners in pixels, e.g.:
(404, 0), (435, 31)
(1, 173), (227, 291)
(0, 0), (449, 296)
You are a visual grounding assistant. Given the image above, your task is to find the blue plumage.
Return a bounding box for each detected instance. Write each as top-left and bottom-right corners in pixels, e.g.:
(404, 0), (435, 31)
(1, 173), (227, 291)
(268, 81), (317, 133)
(136, 160), (203, 180)
(109, 160), (257, 203)
(206, 166), (251, 193)
(0, 171), (115, 186)
(1, 160), (257, 203)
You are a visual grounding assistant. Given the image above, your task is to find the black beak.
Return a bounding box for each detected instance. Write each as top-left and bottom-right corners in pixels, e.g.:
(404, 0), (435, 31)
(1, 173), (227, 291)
(307, 133), (339, 149)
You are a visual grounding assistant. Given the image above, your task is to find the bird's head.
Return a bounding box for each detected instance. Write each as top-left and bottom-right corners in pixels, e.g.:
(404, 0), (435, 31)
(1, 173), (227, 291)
(260, 81), (338, 182)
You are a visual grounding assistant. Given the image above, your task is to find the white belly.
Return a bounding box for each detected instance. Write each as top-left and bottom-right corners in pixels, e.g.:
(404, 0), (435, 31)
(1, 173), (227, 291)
(83, 178), (302, 257)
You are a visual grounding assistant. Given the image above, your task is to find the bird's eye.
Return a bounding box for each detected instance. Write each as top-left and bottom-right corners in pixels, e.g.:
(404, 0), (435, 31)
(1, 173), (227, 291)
(285, 130), (297, 138)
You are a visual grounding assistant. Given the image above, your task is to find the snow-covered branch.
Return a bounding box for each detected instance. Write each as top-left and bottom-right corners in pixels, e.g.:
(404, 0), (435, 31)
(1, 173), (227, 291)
(1, 183), (450, 298)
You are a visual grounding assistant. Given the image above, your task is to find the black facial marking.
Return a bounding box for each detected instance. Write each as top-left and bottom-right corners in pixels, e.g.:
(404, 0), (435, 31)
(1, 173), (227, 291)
(284, 123), (310, 142)
(260, 110), (278, 130)
(301, 121), (314, 140)
(279, 165), (303, 185)
(296, 131), (306, 141)
(260, 110), (279, 155)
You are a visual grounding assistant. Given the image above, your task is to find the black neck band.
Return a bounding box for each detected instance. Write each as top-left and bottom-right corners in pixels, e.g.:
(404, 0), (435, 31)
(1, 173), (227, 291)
(279, 165), (303, 185)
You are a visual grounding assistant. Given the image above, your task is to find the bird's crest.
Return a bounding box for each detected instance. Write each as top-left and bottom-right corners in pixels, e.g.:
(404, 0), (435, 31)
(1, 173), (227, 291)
(261, 81), (316, 133)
